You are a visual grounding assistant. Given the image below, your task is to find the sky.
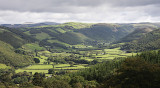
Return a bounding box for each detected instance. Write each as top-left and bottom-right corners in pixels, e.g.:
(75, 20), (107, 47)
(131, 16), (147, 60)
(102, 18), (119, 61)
(0, 0), (160, 24)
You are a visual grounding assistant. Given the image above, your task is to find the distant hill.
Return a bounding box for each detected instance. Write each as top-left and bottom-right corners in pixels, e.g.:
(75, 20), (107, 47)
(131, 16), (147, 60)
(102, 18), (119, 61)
(0, 22), (60, 28)
(1, 22), (160, 51)
(75, 23), (134, 43)
(20, 22), (137, 49)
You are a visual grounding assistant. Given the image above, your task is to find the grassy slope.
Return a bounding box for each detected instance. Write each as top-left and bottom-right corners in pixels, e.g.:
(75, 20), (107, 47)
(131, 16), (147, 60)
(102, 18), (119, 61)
(121, 29), (160, 51)
(75, 23), (135, 42)
(118, 27), (154, 43)
(22, 43), (45, 52)
(0, 29), (25, 48)
(0, 26), (37, 48)
(0, 40), (33, 67)
(57, 32), (91, 45)
(21, 22), (137, 49)
(37, 22), (94, 29)
(35, 32), (51, 40)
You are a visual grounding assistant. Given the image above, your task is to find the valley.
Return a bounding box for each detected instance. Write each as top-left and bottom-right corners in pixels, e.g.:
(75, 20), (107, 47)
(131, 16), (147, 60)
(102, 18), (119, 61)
(15, 47), (136, 75)
(0, 22), (160, 88)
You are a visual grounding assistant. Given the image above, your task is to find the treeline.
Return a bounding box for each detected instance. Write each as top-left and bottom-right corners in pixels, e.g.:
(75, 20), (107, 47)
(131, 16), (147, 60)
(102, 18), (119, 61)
(47, 54), (98, 65)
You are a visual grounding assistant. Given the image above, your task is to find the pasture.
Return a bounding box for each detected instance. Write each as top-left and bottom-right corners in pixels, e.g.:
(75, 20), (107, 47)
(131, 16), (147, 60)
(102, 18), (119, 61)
(15, 47), (136, 75)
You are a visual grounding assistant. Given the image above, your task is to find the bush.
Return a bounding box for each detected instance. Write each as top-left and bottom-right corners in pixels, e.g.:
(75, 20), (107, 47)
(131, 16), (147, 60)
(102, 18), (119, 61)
(34, 58), (40, 63)
(48, 69), (54, 74)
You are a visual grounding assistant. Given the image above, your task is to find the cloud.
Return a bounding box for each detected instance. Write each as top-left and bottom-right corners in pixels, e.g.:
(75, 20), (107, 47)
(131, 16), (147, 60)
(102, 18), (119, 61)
(0, 0), (106, 12)
(1, 0), (160, 12)
(110, 0), (160, 7)
(0, 0), (160, 23)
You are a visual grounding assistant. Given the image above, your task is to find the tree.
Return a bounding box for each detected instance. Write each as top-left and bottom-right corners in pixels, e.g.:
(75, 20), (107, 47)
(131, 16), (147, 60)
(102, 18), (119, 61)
(44, 80), (71, 88)
(32, 72), (44, 86)
(35, 49), (38, 56)
(19, 82), (35, 88)
(73, 82), (83, 88)
(13, 76), (28, 84)
(158, 50), (160, 55)
(91, 60), (98, 65)
(69, 61), (74, 67)
(34, 58), (40, 63)
(48, 69), (54, 74)
(70, 76), (85, 84)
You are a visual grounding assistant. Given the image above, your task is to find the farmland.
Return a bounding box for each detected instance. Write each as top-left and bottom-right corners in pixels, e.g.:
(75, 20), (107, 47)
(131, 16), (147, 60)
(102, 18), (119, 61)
(15, 47), (135, 75)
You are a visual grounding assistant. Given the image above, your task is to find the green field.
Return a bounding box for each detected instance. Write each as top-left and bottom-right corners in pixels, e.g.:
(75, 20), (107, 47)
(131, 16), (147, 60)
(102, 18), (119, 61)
(0, 64), (11, 69)
(22, 43), (45, 51)
(52, 52), (71, 57)
(80, 47), (136, 60)
(15, 64), (88, 74)
(55, 28), (66, 33)
(94, 48), (136, 60)
(73, 44), (93, 48)
(24, 65), (53, 70)
(15, 47), (136, 75)
(54, 64), (88, 70)
(35, 32), (51, 40)
(16, 69), (48, 74)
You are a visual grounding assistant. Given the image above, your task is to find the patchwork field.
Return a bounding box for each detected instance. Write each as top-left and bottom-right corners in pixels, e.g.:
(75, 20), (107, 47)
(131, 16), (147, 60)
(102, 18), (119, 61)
(16, 64), (88, 74)
(80, 48), (137, 60)
(15, 47), (136, 75)
(22, 43), (45, 51)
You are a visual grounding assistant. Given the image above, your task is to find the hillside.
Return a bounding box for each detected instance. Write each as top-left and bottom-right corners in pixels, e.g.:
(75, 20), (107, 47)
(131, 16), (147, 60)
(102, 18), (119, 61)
(75, 23), (134, 42)
(0, 26), (37, 48)
(1, 22), (160, 51)
(19, 22), (137, 50)
(118, 27), (154, 43)
(0, 40), (33, 67)
(121, 29), (160, 51)
(0, 27), (36, 67)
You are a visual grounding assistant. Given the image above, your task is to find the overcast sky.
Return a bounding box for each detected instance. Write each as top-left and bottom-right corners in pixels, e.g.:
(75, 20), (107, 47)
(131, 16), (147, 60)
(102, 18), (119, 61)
(0, 0), (160, 24)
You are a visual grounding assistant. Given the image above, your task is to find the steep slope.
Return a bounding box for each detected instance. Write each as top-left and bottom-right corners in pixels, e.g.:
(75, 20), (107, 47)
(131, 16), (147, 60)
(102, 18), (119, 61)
(2, 22), (160, 50)
(118, 27), (154, 43)
(75, 23), (134, 42)
(0, 26), (37, 48)
(121, 29), (160, 51)
(20, 22), (135, 49)
(0, 40), (33, 67)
